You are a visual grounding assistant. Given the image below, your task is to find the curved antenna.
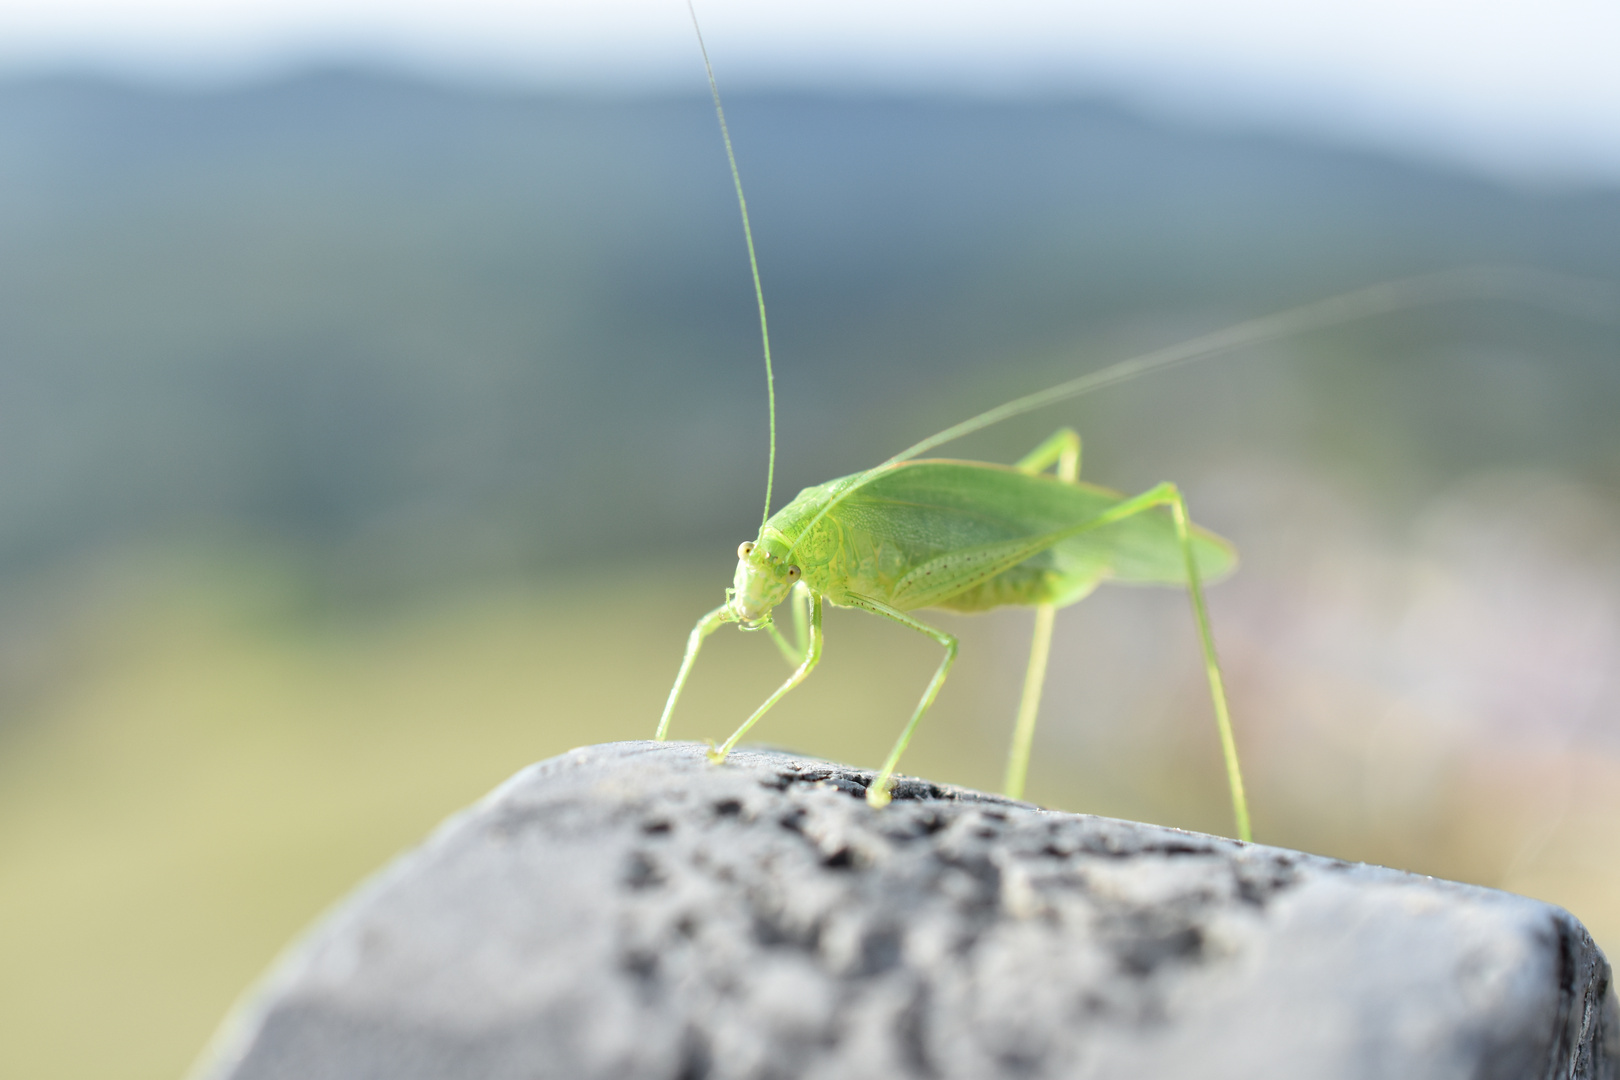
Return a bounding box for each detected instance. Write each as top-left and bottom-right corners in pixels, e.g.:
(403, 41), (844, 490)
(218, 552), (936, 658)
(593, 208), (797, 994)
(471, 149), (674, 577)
(688, 1), (776, 530)
(785, 265), (1620, 554)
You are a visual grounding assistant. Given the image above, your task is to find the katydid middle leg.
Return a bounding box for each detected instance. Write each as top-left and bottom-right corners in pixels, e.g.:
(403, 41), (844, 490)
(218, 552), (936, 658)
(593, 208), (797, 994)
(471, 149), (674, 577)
(1004, 428), (1082, 799)
(842, 594), (959, 809)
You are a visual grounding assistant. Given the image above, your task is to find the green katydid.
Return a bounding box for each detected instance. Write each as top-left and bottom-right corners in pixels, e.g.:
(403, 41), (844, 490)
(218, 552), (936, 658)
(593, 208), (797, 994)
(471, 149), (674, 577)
(654, 9), (1619, 840)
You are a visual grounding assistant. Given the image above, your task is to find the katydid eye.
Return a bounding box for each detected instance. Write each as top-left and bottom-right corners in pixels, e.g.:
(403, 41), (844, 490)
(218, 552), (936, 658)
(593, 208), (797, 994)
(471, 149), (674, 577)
(786, 565), (801, 580)
(738, 542), (755, 558)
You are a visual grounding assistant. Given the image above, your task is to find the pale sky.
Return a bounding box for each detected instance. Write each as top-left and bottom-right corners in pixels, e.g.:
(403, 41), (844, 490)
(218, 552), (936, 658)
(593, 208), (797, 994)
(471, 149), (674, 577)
(1, 0), (1617, 186)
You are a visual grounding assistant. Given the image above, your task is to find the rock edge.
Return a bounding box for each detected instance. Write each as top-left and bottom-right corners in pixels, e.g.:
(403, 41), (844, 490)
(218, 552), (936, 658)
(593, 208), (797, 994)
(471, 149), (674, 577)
(194, 740), (1618, 1080)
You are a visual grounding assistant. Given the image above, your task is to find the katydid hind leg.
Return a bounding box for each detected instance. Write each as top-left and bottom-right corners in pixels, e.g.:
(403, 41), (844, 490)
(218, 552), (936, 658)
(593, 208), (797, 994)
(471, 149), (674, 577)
(1063, 482), (1252, 842)
(1165, 486), (1252, 843)
(710, 591), (824, 761)
(1014, 427), (1081, 479)
(1004, 428), (1081, 801)
(844, 595), (959, 809)
(657, 603), (734, 741)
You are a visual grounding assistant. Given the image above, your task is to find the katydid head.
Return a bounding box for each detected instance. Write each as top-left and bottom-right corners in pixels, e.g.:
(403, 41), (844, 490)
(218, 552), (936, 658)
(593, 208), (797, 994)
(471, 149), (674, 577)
(729, 539), (799, 627)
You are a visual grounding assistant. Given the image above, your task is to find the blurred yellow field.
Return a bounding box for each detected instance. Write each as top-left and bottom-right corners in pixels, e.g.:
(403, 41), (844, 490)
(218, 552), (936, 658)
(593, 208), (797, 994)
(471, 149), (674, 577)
(1, 546), (1617, 1080)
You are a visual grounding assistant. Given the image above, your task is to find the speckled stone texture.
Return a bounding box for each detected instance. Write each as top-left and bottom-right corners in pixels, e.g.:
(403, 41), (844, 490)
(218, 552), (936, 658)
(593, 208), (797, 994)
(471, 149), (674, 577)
(195, 740), (1617, 1080)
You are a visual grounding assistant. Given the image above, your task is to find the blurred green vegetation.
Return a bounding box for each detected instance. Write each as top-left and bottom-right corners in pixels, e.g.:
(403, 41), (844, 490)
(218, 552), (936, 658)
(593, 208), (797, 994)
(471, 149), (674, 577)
(0, 72), (1618, 1079)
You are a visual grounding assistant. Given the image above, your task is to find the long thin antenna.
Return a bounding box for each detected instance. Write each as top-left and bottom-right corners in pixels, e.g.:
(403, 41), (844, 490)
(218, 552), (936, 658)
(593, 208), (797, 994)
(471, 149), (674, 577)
(881, 265), (1616, 468)
(688, 1), (776, 529)
(784, 264), (1620, 554)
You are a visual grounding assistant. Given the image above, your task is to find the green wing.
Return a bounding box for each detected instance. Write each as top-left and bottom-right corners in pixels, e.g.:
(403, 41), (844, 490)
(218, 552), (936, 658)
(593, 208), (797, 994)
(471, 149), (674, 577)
(770, 460), (1235, 612)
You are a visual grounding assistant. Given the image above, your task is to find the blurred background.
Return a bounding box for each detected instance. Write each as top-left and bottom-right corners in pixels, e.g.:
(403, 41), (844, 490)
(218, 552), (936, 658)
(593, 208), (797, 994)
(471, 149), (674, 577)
(0, 2), (1617, 1077)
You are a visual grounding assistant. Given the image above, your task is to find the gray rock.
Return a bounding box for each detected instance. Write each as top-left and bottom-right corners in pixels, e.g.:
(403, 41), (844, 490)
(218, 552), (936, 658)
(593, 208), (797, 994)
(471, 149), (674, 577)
(194, 741), (1617, 1080)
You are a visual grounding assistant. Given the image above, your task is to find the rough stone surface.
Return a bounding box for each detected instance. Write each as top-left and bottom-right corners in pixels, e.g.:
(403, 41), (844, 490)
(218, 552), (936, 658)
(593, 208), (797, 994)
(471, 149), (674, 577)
(196, 741), (1618, 1080)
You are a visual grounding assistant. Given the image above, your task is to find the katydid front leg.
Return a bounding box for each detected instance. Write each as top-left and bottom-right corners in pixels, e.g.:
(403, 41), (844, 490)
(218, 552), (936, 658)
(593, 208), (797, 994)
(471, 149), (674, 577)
(656, 603), (734, 741)
(709, 590), (824, 761)
(1005, 428), (1082, 800)
(763, 581), (814, 666)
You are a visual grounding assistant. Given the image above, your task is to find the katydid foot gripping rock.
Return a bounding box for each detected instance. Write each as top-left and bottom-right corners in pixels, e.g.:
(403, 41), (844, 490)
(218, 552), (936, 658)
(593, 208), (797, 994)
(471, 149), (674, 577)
(196, 741), (1617, 1080)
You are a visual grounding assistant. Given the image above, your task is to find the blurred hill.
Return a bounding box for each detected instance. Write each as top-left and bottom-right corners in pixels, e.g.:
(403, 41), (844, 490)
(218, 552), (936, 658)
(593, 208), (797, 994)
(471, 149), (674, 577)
(0, 71), (1616, 601)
